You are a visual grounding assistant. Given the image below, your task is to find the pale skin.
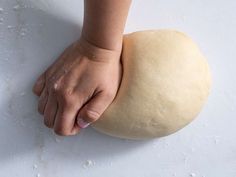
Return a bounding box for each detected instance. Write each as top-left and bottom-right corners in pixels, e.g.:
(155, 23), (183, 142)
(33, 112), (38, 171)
(32, 0), (132, 136)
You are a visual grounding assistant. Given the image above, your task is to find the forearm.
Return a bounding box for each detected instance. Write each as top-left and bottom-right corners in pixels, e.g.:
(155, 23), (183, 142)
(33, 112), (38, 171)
(81, 0), (131, 51)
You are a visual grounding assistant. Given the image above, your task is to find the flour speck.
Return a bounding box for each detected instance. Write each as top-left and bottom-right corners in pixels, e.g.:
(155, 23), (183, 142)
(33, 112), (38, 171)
(83, 160), (95, 168)
(214, 136), (220, 145)
(190, 173), (196, 177)
(55, 137), (61, 143)
(33, 164), (38, 169)
(20, 92), (26, 96)
(21, 31), (26, 36)
(7, 25), (14, 30)
(0, 7), (4, 14)
(13, 5), (20, 11)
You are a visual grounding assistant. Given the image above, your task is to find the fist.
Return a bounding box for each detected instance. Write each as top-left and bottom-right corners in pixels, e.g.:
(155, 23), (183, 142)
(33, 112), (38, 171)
(32, 39), (122, 136)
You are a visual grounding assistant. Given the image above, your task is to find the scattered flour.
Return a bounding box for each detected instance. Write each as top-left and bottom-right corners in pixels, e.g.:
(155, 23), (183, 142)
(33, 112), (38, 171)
(0, 7), (4, 13)
(214, 136), (220, 145)
(191, 147), (196, 152)
(83, 160), (95, 168)
(190, 173), (196, 177)
(33, 164), (38, 169)
(55, 137), (61, 143)
(21, 31), (26, 36)
(7, 25), (14, 30)
(13, 5), (20, 11)
(181, 15), (187, 22)
(20, 92), (26, 96)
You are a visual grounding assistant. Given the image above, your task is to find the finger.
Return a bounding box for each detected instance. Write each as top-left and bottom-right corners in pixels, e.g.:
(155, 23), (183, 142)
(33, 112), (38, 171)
(33, 73), (46, 96)
(70, 123), (81, 135)
(38, 89), (49, 115)
(53, 95), (81, 136)
(77, 92), (113, 128)
(43, 90), (58, 128)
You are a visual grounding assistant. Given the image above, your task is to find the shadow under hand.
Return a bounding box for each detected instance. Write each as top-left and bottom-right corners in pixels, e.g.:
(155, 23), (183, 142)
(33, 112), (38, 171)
(42, 128), (151, 163)
(0, 1), (151, 165)
(0, 2), (82, 162)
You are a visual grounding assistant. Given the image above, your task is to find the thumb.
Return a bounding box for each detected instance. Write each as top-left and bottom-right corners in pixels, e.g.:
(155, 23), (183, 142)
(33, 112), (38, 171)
(33, 73), (46, 96)
(77, 92), (113, 128)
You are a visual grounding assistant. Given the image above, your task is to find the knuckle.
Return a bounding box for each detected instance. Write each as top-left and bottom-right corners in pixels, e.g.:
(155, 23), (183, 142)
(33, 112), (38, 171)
(47, 77), (56, 86)
(85, 109), (101, 122)
(62, 89), (73, 97)
(45, 75), (58, 88)
(33, 75), (46, 95)
(104, 90), (115, 100)
(38, 72), (46, 82)
(60, 90), (75, 105)
(58, 88), (72, 98)
(38, 108), (43, 115)
(63, 97), (74, 107)
(45, 70), (52, 80)
(44, 78), (51, 86)
(32, 85), (40, 95)
(33, 88), (39, 96)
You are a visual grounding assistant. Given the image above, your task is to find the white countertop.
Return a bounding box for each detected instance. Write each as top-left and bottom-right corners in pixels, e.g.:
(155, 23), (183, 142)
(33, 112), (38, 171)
(0, 0), (235, 177)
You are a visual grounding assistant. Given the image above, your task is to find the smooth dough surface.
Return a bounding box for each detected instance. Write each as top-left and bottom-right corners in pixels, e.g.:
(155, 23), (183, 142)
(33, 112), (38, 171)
(92, 30), (212, 140)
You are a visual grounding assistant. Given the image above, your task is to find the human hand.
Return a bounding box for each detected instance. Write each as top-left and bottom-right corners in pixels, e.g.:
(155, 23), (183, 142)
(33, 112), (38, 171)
(32, 38), (122, 136)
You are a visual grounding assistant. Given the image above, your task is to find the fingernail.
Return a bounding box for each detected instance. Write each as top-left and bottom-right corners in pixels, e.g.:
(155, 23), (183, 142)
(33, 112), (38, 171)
(77, 118), (90, 128)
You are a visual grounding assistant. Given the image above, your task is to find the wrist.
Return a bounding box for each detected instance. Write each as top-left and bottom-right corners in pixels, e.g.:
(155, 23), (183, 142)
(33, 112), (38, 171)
(81, 30), (123, 52)
(75, 36), (122, 62)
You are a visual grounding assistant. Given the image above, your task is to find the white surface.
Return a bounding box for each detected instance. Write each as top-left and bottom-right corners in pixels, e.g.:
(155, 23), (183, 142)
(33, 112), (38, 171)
(0, 0), (235, 177)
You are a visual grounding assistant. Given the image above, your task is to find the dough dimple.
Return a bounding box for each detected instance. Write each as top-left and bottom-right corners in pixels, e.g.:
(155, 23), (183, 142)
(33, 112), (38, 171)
(92, 29), (212, 140)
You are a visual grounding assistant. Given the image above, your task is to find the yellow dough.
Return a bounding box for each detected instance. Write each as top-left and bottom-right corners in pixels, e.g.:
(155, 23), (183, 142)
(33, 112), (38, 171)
(92, 30), (212, 140)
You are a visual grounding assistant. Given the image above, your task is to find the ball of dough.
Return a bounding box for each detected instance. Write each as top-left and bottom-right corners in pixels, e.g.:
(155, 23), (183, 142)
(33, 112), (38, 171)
(92, 30), (212, 140)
